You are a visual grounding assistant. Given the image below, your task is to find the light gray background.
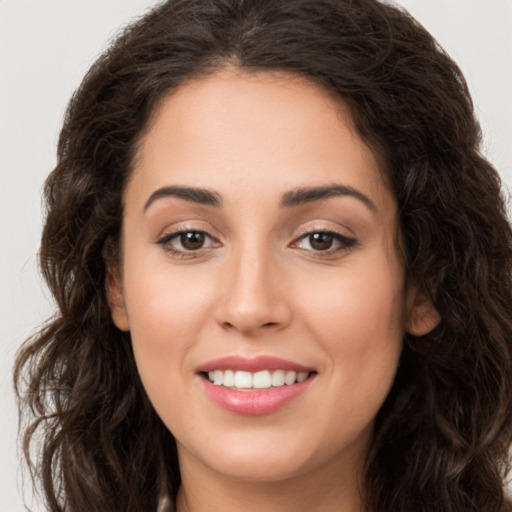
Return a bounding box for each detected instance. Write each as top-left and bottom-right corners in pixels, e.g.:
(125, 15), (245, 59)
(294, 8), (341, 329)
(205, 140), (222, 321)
(1, 1), (511, 511)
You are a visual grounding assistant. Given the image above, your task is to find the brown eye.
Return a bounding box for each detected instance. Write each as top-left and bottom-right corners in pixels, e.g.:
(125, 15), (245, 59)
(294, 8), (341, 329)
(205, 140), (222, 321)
(157, 230), (217, 254)
(179, 231), (206, 250)
(308, 233), (334, 251)
(293, 230), (357, 254)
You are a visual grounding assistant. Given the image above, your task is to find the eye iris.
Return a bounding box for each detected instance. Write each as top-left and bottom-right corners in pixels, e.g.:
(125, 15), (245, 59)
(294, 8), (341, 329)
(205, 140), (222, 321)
(180, 232), (205, 250)
(309, 232), (333, 251)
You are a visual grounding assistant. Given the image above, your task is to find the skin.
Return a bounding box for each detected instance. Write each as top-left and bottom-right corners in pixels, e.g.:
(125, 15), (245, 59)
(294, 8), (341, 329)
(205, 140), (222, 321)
(107, 69), (439, 512)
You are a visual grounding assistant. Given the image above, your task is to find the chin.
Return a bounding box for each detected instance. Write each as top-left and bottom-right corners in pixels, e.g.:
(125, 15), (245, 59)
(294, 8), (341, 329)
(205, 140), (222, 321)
(177, 427), (317, 480)
(205, 450), (314, 483)
(176, 422), (370, 486)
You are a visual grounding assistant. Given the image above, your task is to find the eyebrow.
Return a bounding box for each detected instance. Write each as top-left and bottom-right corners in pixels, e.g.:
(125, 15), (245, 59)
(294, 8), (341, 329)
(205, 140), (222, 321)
(144, 185), (222, 211)
(280, 184), (377, 212)
(143, 183), (376, 213)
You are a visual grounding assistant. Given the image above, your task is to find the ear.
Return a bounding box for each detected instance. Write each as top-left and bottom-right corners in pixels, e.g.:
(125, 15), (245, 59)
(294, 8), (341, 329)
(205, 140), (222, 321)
(105, 260), (130, 332)
(405, 283), (440, 337)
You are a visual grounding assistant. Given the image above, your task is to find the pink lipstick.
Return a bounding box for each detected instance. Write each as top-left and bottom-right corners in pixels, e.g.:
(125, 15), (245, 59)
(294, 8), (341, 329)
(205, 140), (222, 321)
(197, 356), (316, 416)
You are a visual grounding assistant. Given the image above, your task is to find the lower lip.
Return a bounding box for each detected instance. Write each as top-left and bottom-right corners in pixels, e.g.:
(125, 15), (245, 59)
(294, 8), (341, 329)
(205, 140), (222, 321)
(201, 376), (314, 416)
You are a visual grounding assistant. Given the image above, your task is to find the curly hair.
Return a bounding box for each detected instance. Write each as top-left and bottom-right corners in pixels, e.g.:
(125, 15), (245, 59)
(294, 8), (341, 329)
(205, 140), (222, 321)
(14, 0), (512, 511)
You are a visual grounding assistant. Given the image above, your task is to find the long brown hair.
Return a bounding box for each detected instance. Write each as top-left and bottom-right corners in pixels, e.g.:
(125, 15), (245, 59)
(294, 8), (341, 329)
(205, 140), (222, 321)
(15, 1), (512, 511)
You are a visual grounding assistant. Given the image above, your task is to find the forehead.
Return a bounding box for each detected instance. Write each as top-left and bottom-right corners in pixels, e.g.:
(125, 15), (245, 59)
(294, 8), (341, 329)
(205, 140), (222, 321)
(129, 69), (392, 210)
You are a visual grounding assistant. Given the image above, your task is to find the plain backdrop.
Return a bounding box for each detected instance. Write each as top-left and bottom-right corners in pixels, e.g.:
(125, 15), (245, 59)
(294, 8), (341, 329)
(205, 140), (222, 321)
(1, 1), (511, 511)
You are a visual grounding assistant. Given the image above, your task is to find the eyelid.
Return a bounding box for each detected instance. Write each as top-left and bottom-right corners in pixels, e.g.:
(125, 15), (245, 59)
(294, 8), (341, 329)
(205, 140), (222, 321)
(290, 225), (358, 255)
(293, 221), (356, 240)
(156, 227), (221, 256)
(154, 218), (223, 245)
(157, 228), (214, 244)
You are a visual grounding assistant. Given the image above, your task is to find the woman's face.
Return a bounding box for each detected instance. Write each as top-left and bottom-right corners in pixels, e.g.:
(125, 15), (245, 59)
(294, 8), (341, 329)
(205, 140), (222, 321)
(108, 70), (436, 487)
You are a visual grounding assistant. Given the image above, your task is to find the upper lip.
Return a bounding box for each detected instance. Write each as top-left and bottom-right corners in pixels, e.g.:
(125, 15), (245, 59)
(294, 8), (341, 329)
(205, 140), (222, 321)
(197, 355), (315, 374)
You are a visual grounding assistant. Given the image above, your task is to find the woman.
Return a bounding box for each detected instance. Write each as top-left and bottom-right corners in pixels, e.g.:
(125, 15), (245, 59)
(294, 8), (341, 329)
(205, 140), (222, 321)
(15, 0), (512, 511)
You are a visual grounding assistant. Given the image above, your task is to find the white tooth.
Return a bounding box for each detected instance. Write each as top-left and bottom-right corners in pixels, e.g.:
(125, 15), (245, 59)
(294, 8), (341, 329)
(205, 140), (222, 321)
(297, 372), (308, 383)
(208, 371), (215, 382)
(223, 369), (235, 387)
(234, 370), (252, 388)
(213, 370), (223, 385)
(253, 370), (272, 389)
(271, 370), (285, 387)
(284, 371), (297, 385)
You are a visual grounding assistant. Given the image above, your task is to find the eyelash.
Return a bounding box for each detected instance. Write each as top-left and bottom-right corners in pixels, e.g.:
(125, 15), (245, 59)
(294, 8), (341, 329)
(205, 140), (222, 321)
(156, 229), (218, 257)
(156, 228), (357, 258)
(292, 229), (358, 255)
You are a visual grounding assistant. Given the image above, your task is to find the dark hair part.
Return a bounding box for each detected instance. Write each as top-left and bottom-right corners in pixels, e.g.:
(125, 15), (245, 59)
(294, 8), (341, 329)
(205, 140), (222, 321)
(15, 0), (512, 511)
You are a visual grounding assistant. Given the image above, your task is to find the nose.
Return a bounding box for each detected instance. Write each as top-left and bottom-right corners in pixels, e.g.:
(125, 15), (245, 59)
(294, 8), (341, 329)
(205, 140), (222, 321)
(215, 245), (292, 336)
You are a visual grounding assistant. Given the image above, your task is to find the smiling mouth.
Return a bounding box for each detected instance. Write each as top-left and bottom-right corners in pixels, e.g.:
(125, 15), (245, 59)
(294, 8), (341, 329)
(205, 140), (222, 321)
(199, 361), (317, 415)
(203, 369), (316, 390)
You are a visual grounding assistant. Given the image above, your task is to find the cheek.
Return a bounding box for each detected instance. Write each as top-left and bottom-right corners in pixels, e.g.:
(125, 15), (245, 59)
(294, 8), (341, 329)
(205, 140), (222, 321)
(122, 273), (216, 441)
(296, 257), (405, 348)
(121, 255), (216, 398)
(292, 253), (405, 410)
(124, 247), (214, 334)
